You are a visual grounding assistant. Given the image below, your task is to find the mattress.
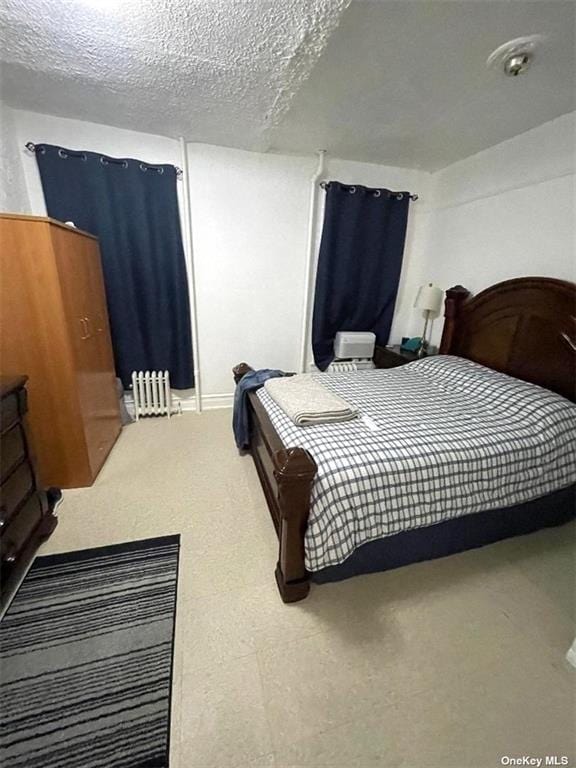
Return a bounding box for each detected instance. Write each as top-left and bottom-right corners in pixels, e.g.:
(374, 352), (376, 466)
(256, 355), (576, 571)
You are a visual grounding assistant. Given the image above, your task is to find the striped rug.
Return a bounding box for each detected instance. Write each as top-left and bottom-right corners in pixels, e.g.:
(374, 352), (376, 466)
(0, 535), (180, 768)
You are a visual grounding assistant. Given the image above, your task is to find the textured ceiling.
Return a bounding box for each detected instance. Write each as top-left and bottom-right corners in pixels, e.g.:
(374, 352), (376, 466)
(269, 0), (576, 169)
(1, 0), (574, 170)
(0, 0), (352, 151)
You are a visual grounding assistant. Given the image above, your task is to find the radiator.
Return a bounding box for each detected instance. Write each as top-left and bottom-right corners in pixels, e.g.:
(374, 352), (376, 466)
(327, 359), (375, 373)
(131, 370), (172, 420)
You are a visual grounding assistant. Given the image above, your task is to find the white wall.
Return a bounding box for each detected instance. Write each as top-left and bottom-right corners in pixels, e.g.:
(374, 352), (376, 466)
(0, 102), (30, 213)
(187, 145), (431, 394)
(418, 112), (576, 346)
(186, 144), (312, 398)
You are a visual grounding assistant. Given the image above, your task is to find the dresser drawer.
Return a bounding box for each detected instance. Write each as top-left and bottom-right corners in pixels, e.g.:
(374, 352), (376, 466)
(1, 422), (26, 483)
(1, 493), (43, 570)
(1, 461), (36, 529)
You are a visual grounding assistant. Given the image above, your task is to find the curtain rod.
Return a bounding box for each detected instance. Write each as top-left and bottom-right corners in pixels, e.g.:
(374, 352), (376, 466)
(24, 142), (183, 178)
(319, 180), (418, 201)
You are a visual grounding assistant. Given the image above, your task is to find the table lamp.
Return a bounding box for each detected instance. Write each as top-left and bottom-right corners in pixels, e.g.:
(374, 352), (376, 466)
(414, 283), (443, 357)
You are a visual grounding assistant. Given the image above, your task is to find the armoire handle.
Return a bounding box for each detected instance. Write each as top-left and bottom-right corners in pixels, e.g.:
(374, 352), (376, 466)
(84, 317), (92, 337)
(79, 318), (88, 339)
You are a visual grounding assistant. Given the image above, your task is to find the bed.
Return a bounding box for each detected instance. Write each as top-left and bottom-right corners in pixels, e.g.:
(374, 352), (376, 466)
(233, 277), (576, 602)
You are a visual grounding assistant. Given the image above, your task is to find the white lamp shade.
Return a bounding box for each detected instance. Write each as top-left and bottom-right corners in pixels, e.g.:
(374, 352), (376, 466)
(414, 283), (443, 313)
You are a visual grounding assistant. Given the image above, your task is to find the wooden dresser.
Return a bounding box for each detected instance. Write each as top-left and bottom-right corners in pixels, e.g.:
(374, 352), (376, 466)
(1, 376), (58, 614)
(0, 214), (121, 488)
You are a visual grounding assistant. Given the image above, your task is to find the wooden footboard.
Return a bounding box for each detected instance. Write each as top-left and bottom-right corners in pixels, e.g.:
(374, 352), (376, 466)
(233, 364), (316, 602)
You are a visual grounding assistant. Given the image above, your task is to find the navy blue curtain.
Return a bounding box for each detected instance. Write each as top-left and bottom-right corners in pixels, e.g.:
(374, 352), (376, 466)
(312, 181), (410, 371)
(35, 144), (194, 389)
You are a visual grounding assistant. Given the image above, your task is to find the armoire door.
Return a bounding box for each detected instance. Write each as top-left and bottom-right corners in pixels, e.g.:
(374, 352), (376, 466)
(83, 238), (121, 473)
(0, 216), (91, 488)
(51, 225), (120, 477)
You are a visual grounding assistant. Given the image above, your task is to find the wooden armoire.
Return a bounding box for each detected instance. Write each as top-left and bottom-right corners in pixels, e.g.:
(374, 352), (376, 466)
(0, 214), (121, 488)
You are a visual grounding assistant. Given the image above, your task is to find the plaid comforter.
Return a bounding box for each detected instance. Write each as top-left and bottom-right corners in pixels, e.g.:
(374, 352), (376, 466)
(256, 356), (576, 571)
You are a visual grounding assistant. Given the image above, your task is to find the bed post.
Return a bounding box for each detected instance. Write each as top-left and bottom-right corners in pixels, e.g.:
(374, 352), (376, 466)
(233, 362), (254, 384)
(439, 285), (470, 354)
(274, 447), (317, 603)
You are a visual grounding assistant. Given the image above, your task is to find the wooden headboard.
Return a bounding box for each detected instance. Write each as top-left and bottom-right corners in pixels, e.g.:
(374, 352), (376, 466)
(439, 277), (576, 401)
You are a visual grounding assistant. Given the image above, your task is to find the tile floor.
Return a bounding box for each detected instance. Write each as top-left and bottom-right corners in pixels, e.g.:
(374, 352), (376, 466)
(41, 411), (576, 768)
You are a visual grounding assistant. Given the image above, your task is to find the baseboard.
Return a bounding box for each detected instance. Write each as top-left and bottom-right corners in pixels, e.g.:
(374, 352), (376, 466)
(177, 398), (197, 412)
(179, 394), (233, 411)
(123, 391), (233, 414)
(200, 393), (234, 410)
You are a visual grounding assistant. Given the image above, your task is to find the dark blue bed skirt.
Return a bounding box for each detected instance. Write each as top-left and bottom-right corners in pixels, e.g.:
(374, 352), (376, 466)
(310, 484), (576, 584)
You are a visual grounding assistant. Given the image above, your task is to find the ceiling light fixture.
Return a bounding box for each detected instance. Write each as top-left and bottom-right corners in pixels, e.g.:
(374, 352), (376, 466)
(503, 53), (531, 77)
(486, 34), (546, 77)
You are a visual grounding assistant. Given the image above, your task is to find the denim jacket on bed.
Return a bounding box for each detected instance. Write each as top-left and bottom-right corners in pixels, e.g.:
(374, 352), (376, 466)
(233, 369), (285, 450)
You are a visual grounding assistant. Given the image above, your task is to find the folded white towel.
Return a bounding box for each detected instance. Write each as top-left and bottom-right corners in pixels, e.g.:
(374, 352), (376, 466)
(264, 374), (358, 426)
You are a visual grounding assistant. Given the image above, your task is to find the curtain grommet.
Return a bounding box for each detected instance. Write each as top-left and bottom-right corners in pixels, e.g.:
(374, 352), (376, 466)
(100, 156), (108, 166)
(349, 186), (356, 194)
(140, 163), (148, 172)
(397, 193), (404, 200)
(373, 190), (381, 198)
(58, 149), (68, 159)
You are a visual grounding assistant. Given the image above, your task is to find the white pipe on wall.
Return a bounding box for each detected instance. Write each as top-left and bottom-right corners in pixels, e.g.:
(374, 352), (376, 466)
(299, 149), (327, 373)
(179, 137), (202, 413)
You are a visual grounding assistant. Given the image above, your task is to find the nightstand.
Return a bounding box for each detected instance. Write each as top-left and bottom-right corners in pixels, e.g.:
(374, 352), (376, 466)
(374, 345), (419, 369)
